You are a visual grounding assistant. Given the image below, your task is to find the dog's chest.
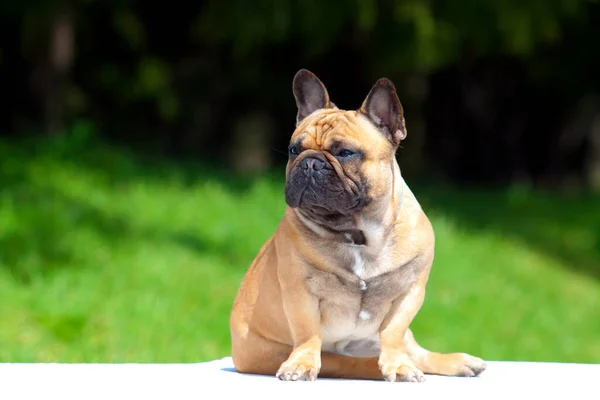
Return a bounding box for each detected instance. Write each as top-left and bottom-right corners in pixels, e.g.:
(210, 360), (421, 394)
(304, 250), (419, 354)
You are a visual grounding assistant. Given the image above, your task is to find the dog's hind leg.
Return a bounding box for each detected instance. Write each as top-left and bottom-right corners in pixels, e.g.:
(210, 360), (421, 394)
(231, 328), (293, 377)
(404, 328), (487, 377)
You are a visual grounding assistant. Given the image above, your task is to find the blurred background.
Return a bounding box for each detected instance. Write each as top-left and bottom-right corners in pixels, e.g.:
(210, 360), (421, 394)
(1, 0), (599, 364)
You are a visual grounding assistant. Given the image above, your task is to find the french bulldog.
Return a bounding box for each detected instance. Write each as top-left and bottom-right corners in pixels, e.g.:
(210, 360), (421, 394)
(229, 69), (486, 382)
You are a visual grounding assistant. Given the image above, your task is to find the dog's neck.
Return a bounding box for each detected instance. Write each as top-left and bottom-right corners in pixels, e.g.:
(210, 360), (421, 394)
(293, 164), (406, 249)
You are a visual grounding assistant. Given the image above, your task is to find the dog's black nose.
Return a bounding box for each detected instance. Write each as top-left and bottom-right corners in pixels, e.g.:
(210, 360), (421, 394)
(301, 157), (325, 171)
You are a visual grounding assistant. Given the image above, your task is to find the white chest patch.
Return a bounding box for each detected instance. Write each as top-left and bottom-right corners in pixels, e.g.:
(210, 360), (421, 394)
(359, 310), (371, 320)
(359, 280), (367, 291)
(351, 249), (365, 277)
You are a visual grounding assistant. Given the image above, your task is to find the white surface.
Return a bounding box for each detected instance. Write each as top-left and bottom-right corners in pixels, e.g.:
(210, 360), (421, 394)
(1, 356), (599, 399)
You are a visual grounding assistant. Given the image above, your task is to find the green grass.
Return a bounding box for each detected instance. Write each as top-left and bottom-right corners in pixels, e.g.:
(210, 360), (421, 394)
(0, 132), (599, 364)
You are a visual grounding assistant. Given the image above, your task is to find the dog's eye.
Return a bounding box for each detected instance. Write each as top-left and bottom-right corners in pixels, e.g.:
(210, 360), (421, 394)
(289, 146), (299, 156)
(338, 149), (355, 158)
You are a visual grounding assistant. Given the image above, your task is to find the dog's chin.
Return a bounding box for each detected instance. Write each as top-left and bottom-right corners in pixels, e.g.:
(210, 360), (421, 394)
(293, 193), (365, 216)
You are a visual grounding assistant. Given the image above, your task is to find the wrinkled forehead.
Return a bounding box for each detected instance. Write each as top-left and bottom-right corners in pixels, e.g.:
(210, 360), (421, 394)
(291, 109), (388, 150)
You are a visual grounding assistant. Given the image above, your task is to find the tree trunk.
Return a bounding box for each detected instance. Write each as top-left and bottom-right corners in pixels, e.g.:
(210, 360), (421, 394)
(44, 8), (74, 135)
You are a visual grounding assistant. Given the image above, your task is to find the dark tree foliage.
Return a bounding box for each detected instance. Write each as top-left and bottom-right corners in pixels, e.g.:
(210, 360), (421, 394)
(1, 0), (599, 188)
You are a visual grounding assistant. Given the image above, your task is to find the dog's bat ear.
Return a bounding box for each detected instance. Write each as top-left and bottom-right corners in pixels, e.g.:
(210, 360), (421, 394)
(292, 69), (334, 126)
(360, 78), (406, 147)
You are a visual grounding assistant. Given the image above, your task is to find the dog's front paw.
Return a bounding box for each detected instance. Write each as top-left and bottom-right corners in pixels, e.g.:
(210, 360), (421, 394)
(276, 356), (320, 381)
(380, 363), (425, 382)
(379, 352), (425, 382)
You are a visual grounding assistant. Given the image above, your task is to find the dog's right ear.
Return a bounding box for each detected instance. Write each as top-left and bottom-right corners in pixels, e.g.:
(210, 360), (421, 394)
(292, 69), (334, 126)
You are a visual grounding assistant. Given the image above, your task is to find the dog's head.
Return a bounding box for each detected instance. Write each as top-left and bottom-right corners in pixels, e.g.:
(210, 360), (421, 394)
(284, 69), (407, 223)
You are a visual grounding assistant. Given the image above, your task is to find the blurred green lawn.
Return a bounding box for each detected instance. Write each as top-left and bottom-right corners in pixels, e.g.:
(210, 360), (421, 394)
(1, 130), (599, 364)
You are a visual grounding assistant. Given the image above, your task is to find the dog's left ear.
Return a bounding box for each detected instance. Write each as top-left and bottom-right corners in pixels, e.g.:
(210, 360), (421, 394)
(359, 78), (406, 147)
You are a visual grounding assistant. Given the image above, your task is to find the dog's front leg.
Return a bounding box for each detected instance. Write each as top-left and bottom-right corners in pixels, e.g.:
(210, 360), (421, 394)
(378, 264), (431, 382)
(275, 264), (322, 381)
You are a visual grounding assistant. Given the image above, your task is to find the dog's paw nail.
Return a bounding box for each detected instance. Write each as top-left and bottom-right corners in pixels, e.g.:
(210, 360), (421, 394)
(456, 354), (487, 377)
(472, 361), (487, 376)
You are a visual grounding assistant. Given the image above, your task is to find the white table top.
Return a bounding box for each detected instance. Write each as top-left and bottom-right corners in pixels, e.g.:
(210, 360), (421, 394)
(1, 357), (599, 399)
